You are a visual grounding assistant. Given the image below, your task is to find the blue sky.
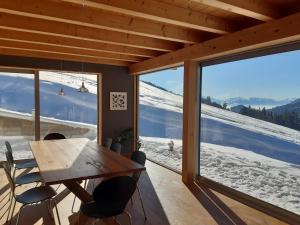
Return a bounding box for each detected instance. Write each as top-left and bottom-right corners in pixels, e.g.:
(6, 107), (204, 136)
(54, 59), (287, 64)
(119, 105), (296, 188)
(140, 67), (184, 95)
(140, 49), (300, 100)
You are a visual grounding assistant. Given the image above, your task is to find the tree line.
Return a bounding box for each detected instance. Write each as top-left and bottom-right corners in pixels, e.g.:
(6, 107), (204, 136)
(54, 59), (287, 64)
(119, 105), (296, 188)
(202, 96), (300, 131)
(239, 106), (300, 131)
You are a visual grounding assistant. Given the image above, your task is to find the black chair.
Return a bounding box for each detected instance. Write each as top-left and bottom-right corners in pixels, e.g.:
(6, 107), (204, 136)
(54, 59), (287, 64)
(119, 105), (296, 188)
(110, 143), (122, 154)
(44, 133), (66, 140)
(43, 133), (66, 192)
(130, 151), (147, 220)
(3, 162), (61, 225)
(80, 176), (136, 225)
(5, 141), (38, 172)
(4, 151), (41, 223)
(104, 138), (113, 149)
(5, 151), (41, 186)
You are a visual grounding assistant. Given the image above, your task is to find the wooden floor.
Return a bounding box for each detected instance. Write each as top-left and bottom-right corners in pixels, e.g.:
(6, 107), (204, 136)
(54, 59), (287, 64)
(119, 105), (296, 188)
(0, 161), (289, 225)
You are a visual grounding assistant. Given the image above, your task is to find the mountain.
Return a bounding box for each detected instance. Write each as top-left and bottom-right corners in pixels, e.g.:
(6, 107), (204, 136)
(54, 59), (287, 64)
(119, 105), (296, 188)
(230, 104), (247, 113)
(224, 97), (295, 108)
(270, 98), (300, 115)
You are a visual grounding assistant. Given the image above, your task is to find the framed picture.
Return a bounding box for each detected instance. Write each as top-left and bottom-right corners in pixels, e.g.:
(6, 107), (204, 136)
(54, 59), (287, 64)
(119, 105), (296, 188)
(110, 92), (127, 110)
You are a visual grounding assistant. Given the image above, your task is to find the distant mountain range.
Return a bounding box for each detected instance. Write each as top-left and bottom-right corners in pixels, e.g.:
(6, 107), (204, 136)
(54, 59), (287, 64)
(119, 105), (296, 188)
(211, 97), (296, 108)
(231, 98), (300, 117)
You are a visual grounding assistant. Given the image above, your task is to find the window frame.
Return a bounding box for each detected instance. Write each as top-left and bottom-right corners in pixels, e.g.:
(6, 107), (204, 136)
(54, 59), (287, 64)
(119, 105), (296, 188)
(197, 45), (300, 225)
(136, 67), (184, 174)
(37, 70), (101, 142)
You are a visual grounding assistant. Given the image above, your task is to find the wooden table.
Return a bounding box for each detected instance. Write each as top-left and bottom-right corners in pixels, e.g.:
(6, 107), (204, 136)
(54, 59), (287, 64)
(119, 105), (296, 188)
(29, 137), (145, 225)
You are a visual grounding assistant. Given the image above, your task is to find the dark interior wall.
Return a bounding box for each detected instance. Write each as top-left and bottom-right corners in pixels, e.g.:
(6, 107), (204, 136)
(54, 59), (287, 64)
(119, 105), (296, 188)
(0, 55), (134, 153)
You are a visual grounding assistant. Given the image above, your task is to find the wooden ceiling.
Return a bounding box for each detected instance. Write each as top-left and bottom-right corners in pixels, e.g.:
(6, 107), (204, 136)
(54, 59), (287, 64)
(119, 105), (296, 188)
(0, 0), (299, 72)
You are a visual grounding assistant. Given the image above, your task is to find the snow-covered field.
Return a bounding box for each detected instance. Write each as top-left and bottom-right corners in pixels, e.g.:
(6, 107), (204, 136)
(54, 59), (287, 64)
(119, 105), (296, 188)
(139, 81), (300, 215)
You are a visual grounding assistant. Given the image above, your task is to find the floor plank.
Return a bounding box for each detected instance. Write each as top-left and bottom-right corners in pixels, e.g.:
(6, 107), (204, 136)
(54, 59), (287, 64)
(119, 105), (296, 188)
(0, 161), (289, 225)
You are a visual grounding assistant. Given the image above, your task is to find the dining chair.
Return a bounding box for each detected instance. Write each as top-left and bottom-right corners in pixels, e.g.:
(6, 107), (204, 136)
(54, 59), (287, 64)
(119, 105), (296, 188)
(44, 133), (66, 140)
(4, 153), (42, 223)
(110, 143), (122, 154)
(3, 162), (61, 225)
(5, 141), (38, 174)
(130, 151), (147, 220)
(80, 176), (136, 225)
(104, 138), (113, 149)
(43, 133), (66, 191)
(5, 151), (41, 186)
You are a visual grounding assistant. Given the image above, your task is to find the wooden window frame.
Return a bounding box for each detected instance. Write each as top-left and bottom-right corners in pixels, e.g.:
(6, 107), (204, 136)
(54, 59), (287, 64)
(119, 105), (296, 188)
(194, 44), (300, 225)
(36, 70), (101, 142)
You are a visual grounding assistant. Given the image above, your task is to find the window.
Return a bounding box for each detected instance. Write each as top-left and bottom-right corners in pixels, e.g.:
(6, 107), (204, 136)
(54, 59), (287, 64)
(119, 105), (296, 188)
(199, 50), (300, 215)
(0, 72), (35, 160)
(138, 67), (183, 172)
(39, 71), (98, 141)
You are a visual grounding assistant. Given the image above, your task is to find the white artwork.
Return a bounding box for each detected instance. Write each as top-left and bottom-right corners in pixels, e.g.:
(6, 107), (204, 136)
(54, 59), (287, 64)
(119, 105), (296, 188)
(110, 92), (127, 110)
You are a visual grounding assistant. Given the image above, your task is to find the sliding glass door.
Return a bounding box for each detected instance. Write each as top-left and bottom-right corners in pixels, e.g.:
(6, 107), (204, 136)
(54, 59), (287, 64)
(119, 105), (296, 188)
(138, 67), (183, 172)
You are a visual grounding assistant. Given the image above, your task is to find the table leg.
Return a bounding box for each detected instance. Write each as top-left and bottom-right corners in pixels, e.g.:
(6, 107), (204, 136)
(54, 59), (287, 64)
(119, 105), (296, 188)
(63, 181), (94, 225)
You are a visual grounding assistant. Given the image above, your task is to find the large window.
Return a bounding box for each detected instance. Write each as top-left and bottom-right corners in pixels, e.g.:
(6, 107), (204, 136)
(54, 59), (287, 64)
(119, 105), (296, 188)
(139, 67), (183, 172)
(39, 71), (98, 141)
(200, 50), (300, 215)
(0, 72), (35, 160)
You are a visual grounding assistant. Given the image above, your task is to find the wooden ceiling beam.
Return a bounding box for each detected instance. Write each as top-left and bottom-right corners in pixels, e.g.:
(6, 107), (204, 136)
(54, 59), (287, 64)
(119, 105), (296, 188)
(129, 12), (300, 74)
(192, 0), (280, 22)
(0, 29), (160, 58)
(0, 13), (180, 52)
(63, 0), (237, 34)
(0, 39), (145, 63)
(0, 0), (213, 44)
(0, 47), (130, 67)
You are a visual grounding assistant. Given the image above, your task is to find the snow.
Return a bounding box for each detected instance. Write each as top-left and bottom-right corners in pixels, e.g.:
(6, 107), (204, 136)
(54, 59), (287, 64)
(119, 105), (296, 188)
(0, 74), (300, 215)
(139, 81), (300, 215)
(200, 143), (300, 215)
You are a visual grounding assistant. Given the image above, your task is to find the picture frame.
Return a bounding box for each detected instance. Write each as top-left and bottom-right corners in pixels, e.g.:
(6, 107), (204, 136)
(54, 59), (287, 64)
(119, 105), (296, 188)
(110, 92), (127, 110)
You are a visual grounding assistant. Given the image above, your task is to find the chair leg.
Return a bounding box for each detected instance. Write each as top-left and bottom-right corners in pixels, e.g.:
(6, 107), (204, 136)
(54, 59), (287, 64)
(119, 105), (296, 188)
(9, 199), (17, 225)
(15, 205), (25, 225)
(5, 195), (13, 224)
(71, 194), (77, 213)
(55, 184), (61, 191)
(123, 211), (132, 225)
(113, 216), (121, 225)
(136, 186), (147, 220)
(52, 199), (62, 225)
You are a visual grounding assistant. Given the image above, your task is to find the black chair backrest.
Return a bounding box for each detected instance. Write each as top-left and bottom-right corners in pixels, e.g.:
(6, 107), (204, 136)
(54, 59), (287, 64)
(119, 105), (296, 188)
(104, 138), (113, 149)
(110, 143), (121, 154)
(5, 150), (14, 171)
(131, 151), (146, 181)
(93, 176), (136, 214)
(44, 133), (66, 140)
(5, 141), (14, 168)
(3, 162), (15, 193)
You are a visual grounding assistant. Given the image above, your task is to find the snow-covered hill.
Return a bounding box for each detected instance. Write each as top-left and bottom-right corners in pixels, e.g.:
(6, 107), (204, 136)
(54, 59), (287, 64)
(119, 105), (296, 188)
(139, 81), (300, 215)
(0, 74), (299, 215)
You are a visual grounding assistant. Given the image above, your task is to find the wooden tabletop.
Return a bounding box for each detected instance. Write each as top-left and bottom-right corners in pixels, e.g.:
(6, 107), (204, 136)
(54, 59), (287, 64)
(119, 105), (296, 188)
(29, 138), (145, 185)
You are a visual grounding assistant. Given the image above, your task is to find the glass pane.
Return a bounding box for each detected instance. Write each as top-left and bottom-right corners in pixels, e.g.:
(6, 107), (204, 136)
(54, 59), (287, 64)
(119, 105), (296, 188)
(200, 50), (300, 215)
(0, 72), (35, 161)
(139, 67), (183, 172)
(39, 71), (97, 141)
